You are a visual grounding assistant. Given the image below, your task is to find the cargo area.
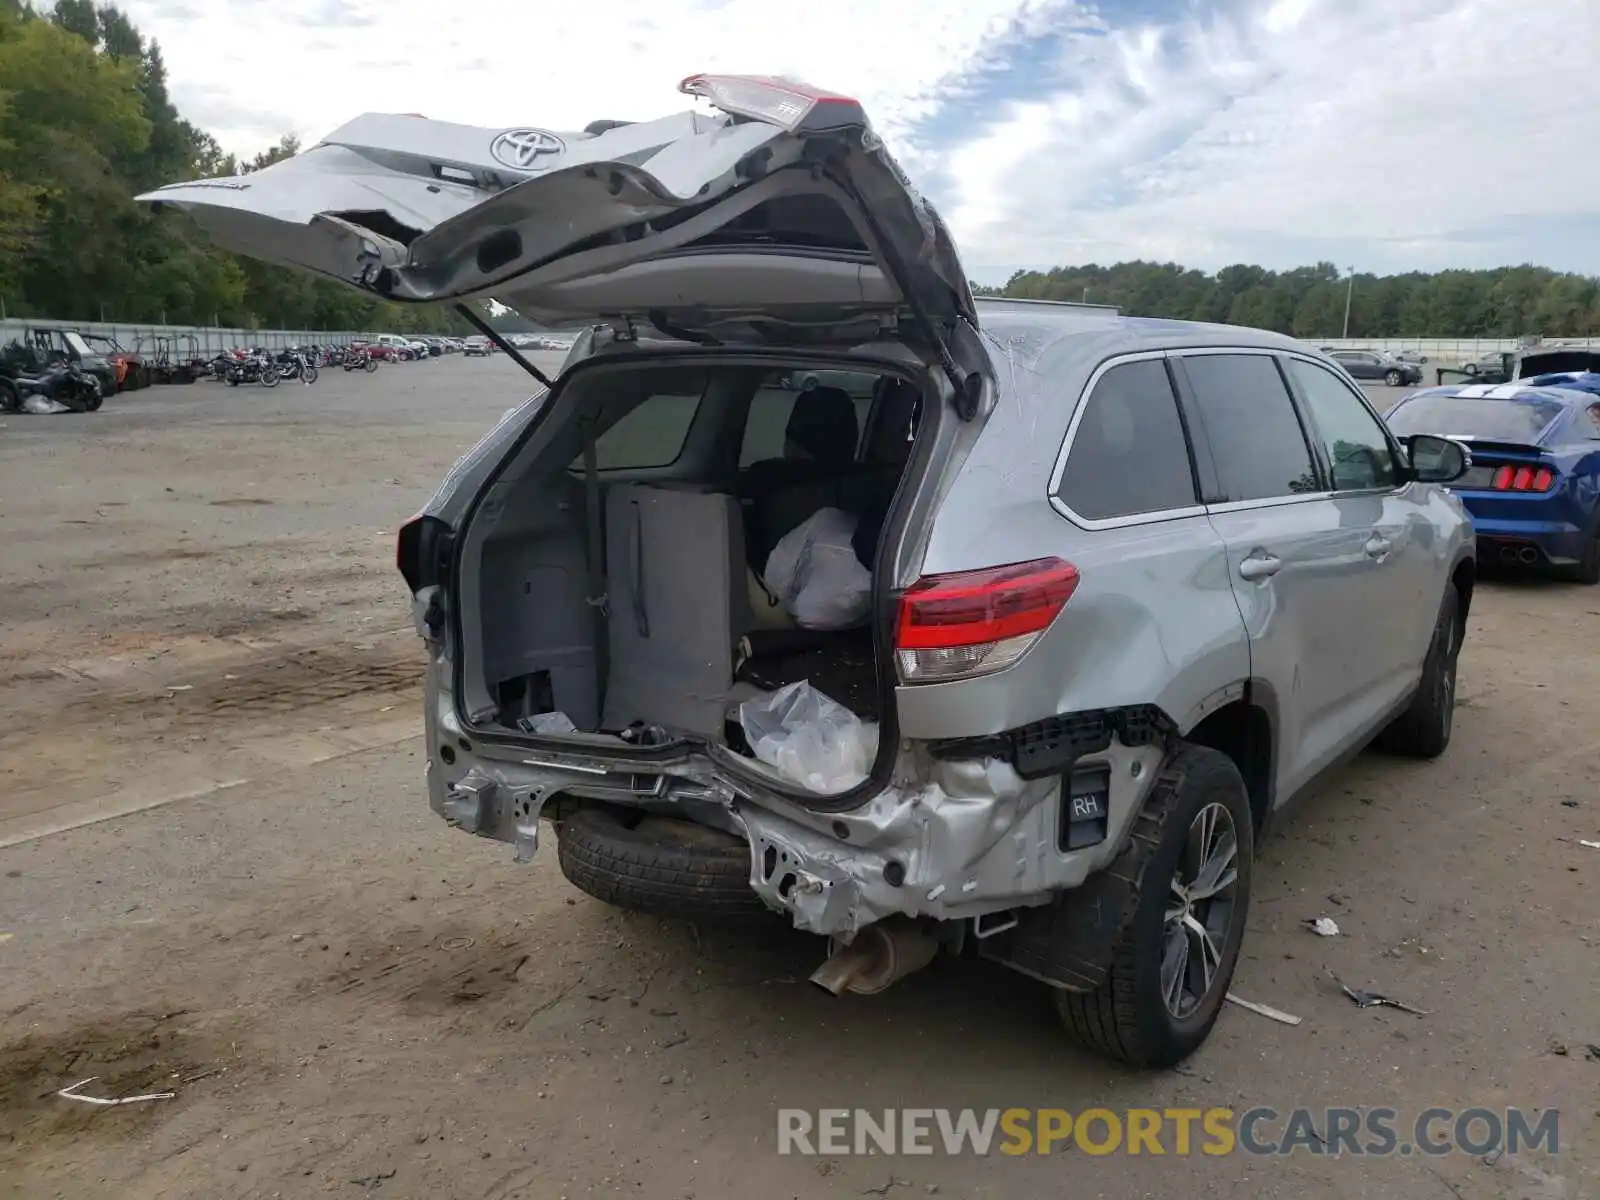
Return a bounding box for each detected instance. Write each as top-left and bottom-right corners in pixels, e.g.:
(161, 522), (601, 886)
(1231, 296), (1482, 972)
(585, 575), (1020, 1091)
(454, 357), (925, 788)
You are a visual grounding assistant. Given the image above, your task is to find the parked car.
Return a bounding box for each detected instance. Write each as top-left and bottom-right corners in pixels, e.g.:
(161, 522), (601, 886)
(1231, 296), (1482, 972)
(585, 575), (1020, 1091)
(1459, 351), (1514, 382)
(1386, 379), (1600, 581)
(368, 334), (417, 361)
(462, 337), (493, 357)
(140, 73), (1477, 1068)
(1325, 348), (1423, 386)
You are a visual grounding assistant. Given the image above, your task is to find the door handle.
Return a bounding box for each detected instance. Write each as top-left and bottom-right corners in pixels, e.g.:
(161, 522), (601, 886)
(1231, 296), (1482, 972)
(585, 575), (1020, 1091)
(1238, 553), (1282, 581)
(1365, 534), (1392, 560)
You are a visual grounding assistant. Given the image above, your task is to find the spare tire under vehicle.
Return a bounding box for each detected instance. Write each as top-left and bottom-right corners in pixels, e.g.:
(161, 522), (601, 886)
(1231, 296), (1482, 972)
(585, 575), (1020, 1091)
(555, 804), (773, 922)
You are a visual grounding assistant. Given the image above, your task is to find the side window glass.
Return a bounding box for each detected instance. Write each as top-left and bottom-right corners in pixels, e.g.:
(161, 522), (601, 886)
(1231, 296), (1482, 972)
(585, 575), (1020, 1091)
(1284, 359), (1398, 490)
(1055, 359), (1197, 520)
(1182, 354), (1320, 501)
(571, 373), (709, 472)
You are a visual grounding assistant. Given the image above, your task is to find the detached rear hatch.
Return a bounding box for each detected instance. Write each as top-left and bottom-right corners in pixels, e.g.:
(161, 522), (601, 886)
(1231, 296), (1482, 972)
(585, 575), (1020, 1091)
(1518, 347), (1600, 380)
(135, 76), (975, 347)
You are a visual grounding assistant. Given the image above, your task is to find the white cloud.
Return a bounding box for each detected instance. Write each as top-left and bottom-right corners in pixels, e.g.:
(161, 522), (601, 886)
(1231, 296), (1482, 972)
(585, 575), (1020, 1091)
(119, 0), (1033, 155)
(118, 0), (1600, 275)
(938, 0), (1600, 273)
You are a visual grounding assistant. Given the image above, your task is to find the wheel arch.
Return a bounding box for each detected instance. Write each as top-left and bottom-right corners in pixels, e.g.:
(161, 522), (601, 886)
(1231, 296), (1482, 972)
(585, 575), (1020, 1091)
(1181, 682), (1277, 833)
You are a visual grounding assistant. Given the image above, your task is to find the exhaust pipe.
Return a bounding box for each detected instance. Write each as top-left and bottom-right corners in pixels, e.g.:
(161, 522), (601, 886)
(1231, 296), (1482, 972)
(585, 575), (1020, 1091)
(809, 920), (940, 996)
(1499, 544), (1520, 565)
(1519, 546), (1539, 564)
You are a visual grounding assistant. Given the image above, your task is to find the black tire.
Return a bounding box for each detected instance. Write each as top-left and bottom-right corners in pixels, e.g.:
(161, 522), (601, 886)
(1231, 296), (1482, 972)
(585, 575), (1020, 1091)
(555, 804), (771, 922)
(82, 387), (103, 413)
(1556, 517), (1600, 585)
(304, 363), (320, 384)
(1384, 369), (1403, 386)
(0, 380), (17, 414)
(1463, 364), (1478, 376)
(1373, 586), (1461, 758)
(1055, 745), (1253, 1069)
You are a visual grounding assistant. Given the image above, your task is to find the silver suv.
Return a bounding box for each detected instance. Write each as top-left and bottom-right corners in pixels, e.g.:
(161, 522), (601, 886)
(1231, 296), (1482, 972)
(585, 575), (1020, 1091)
(140, 75), (1476, 1067)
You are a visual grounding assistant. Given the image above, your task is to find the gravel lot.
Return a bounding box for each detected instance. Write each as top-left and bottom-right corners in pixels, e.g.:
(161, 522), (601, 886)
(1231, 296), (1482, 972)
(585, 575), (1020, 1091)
(0, 358), (1595, 1199)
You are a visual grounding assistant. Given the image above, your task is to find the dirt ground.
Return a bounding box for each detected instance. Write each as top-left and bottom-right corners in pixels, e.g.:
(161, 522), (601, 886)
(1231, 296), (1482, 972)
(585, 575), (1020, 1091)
(0, 358), (1595, 1199)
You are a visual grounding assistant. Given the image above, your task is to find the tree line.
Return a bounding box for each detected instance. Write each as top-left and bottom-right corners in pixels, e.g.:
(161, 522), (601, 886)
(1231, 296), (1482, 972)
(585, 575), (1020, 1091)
(978, 261), (1600, 340)
(0, 0), (478, 334)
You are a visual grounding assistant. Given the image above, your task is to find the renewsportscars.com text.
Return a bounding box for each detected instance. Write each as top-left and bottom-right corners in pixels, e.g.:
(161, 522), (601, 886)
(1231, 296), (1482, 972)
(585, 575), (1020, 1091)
(777, 1107), (1559, 1158)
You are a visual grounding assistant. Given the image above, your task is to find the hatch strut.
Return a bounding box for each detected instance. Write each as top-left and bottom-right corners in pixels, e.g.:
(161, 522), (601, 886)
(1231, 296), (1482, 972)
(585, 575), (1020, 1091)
(454, 303), (553, 388)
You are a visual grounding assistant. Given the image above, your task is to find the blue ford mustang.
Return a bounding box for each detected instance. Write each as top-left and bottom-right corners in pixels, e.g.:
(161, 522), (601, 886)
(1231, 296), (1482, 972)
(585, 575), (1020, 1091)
(1385, 376), (1600, 582)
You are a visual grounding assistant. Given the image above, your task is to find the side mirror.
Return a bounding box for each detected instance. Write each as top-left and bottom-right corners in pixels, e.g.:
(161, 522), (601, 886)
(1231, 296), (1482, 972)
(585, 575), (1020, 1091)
(1405, 434), (1471, 484)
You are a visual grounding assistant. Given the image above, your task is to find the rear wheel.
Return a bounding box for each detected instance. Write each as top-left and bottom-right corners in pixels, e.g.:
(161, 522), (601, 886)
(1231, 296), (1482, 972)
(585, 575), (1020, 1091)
(0, 380), (17, 413)
(1055, 745), (1253, 1068)
(1373, 586), (1461, 757)
(1384, 369), (1403, 386)
(1557, 518), (1600, 585)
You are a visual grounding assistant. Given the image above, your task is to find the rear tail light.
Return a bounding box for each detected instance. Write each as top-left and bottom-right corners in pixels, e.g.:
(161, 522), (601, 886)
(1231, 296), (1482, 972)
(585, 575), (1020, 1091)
(1488, 465), (1555, 492)
(678, 74), (865, 133)
(894, 558), (1079, 683)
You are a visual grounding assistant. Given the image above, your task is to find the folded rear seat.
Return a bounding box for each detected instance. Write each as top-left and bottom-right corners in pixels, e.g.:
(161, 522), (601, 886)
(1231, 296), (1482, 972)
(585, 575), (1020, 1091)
(601, 482), (749, 737)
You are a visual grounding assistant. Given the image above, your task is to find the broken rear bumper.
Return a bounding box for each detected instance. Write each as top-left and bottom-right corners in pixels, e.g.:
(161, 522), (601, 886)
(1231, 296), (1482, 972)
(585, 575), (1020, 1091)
(428, 720), (1164, 940)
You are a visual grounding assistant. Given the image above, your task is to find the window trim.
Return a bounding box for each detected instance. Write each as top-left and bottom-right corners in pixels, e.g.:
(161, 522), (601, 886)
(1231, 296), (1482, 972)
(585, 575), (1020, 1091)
(1278, 351), (1408, 498)
(1168, 346), (1330, 514)
(1046, 350), (1208, 531)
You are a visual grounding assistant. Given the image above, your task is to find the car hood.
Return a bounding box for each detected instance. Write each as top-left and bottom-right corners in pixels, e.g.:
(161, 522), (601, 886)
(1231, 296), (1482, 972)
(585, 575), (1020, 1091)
(134, 76), (974, 335)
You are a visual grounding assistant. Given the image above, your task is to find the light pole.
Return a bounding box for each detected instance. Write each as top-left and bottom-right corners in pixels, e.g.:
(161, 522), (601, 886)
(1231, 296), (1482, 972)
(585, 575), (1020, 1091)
(1341, 266), (1355, 339)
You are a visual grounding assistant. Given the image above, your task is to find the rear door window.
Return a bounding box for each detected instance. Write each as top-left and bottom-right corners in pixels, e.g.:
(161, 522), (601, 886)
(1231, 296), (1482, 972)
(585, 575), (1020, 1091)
(1181, 353), (1321, 501)
(1054, 358), (1198, 521)
(1284, 358), (1398, 491)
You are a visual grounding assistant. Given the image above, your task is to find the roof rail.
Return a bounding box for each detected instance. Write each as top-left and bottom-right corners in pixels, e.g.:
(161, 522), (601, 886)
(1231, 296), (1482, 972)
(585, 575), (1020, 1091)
(974, 296), (1122, 315)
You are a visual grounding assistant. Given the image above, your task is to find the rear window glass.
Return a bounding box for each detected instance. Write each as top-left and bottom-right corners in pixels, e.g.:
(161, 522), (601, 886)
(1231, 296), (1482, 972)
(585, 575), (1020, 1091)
(1385, 394), (1564, 442)
(739, 370), (876, 467)
(1056, 359), (1197, 520)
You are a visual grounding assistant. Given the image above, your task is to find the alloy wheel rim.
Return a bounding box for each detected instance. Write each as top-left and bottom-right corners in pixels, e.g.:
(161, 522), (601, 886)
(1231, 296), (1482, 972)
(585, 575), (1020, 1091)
(1162, 801), (1240, 1019)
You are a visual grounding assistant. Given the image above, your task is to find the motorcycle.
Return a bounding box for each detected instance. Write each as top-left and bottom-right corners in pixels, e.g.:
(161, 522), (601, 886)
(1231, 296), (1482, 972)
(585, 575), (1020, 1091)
(0, 360), (104, 414)
(341, 346), (379, 372)
(224, 350), (280, 387)
(274, 348), (320, 384)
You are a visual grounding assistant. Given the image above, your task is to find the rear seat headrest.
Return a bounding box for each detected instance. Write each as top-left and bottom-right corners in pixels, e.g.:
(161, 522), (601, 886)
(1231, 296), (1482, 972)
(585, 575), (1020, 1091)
(784, 386), (859, 467)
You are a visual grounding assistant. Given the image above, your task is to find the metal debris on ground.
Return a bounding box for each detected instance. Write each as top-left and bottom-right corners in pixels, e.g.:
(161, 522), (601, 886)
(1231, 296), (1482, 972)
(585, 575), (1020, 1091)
(1324, 966), (1430, 1015)
(1578, 839), (1600, 850)
(57, 1076), (177, 1106)
(1305, 916), (1341, 937)
(1225, 993), (1304, 1026)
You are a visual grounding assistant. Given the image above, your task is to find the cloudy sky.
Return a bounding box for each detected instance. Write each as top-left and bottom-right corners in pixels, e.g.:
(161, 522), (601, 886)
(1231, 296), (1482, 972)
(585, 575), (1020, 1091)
(119, 0), (1600, 283)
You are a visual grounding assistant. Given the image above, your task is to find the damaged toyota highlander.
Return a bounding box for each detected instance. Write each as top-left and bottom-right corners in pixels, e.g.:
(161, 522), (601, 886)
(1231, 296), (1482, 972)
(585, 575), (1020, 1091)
(138, 74), (1477, 1067)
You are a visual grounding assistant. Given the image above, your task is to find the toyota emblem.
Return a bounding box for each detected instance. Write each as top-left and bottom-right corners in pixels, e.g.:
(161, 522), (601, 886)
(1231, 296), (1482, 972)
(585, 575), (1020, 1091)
(489, 128), (566, 170)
